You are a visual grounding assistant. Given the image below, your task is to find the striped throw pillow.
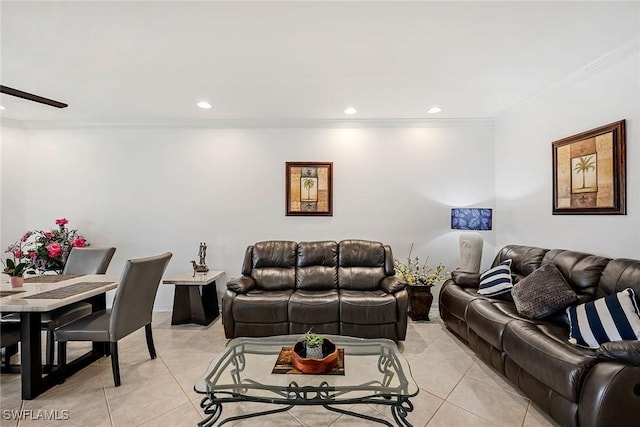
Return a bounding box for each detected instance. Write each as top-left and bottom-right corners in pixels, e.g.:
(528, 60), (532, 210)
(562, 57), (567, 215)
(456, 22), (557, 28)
(567, 288), (640, 349)
(478, 259), (513, 297)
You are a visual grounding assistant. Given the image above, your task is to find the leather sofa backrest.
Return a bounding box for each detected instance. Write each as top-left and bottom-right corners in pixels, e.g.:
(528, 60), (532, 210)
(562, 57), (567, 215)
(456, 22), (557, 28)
(245, 241), (297, 291)
(542, 249), (610, 298)
(492, 245), (548, 279)
(338, 239), (388, 290)
(296, 241), (338, 290)
(597, 258), (640, 303)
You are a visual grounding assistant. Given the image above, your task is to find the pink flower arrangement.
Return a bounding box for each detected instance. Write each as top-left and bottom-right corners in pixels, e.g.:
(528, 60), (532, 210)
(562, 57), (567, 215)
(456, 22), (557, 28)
(11, 219), (90, 274)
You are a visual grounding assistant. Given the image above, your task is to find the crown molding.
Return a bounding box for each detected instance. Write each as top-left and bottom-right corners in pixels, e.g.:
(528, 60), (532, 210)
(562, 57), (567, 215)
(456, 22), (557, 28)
(16, 117), (494, 130)
(496, 35), (640, 121)
(0, 117), (25, 129)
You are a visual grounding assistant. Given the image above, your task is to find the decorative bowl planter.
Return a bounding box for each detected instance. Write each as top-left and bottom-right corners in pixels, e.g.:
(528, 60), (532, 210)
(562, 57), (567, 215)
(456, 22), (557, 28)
(406, 285), (434, 321)
(291, 338), (338, 374)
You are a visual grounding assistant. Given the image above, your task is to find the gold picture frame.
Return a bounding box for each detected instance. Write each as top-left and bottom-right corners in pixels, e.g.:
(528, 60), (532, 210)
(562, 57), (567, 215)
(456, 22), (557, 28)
(552, 120), (626, 215)
(286, 162), (333, 216)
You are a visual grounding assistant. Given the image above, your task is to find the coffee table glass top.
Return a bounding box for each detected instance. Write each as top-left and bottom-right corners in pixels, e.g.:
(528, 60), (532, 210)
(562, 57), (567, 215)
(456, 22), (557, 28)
(195, 335), (419, 402)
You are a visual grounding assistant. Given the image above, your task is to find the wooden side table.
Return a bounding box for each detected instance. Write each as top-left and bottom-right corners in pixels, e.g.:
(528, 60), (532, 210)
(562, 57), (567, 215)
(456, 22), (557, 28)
(406, 285), (434, 321)
(162, 271), (224, 326)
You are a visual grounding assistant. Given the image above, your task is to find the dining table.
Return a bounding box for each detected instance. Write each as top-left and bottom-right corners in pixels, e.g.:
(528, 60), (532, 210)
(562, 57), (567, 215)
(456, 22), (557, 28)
(0, 274), (118, 399)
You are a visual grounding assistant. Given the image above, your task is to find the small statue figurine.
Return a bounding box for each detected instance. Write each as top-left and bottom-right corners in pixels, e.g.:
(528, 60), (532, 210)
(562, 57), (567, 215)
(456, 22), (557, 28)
(198, 242), (207, 266)
(191, 242), (209, 277)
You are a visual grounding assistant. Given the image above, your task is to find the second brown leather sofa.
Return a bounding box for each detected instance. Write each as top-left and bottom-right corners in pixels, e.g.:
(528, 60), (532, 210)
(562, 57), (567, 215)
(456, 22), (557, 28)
(439, 245), (640, 427)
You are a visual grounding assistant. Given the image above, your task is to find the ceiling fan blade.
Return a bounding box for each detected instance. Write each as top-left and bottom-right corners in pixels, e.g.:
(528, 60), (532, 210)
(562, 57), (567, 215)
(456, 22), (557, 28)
(0, 85), (68, 108)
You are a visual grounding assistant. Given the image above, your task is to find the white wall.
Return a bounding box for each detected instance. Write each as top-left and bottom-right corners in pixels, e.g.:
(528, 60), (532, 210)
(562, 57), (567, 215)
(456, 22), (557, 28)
(495, 52), (640, 258)
(0, 123), (28, 249)
(0, 123), (495, 310)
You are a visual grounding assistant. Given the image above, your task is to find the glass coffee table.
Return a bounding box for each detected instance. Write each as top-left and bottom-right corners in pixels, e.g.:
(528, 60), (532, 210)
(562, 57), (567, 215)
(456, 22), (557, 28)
(194, 335), (419, 426)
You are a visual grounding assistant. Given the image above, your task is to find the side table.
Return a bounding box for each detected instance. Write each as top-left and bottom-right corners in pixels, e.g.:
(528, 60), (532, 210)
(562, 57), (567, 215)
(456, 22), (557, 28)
(162, 271), (224, 326)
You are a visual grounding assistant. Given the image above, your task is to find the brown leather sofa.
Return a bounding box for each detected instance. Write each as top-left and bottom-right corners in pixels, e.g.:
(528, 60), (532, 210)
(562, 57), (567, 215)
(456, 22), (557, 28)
(222, 239), (408, 341)
(439, 245), (640, 427)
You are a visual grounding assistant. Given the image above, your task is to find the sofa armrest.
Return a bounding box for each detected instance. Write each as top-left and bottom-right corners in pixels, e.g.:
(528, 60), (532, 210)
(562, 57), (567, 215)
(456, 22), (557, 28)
(381, 276), (407, 294)
(596, 340), (640, 366)
(451, 270), (481, 288)
(226, 276), (256, 294)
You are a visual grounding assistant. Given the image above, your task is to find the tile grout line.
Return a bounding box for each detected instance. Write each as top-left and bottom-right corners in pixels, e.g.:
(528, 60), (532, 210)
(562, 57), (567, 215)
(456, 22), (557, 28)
(420, 387), (446, 427)
(154, 351), (204, 422)
(522, 400), (532, 427)
(430, 359), (502, 426)
(98, 359), (116, 427)
(441, 400), (503, 427)
(464, 362), (531, 400)
(431, 350), (525, 427)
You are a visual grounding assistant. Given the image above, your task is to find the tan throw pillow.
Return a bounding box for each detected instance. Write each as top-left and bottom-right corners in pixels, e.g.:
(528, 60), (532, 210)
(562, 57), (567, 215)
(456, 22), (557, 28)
(511, 263), (577, 319)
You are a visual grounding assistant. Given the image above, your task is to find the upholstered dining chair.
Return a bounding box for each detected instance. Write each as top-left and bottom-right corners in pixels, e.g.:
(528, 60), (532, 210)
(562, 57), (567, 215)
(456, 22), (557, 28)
(1, 247), (116, 368)
(1, 322), (21, 369)
(55, 252), (172, 387)
(63, 247), (117, 276)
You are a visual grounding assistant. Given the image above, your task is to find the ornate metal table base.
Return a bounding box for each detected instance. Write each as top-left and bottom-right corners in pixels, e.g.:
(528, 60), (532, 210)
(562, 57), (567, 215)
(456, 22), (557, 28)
(197, 388), (415, 427)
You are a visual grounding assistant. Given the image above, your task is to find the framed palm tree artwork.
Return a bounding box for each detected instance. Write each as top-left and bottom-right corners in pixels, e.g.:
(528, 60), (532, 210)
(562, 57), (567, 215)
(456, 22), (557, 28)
(285, 162), (333, 216)
(552, 120), (626, 214)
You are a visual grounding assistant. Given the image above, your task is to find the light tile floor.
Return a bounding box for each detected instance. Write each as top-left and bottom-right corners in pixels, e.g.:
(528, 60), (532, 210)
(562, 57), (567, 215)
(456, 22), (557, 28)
(0, 312), (560, 426)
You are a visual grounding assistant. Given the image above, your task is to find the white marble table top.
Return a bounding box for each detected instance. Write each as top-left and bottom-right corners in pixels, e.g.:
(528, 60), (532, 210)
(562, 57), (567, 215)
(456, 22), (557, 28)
(0, 274), (117, 312)
(162, 270), (224, 286)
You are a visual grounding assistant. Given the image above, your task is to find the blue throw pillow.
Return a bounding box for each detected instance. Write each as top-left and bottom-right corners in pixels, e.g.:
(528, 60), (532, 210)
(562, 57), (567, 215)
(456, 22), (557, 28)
(478, 260), (513, 297)
(567, 288), (640, 349)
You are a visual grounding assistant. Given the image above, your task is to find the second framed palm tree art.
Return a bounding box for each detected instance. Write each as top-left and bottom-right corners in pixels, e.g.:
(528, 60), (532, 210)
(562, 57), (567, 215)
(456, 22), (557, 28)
(552, 120), (626, 214)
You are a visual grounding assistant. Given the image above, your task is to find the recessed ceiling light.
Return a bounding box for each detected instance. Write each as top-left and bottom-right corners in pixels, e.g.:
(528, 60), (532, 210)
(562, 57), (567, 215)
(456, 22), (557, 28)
(0, 106), (5, 110)
(344, 107), (357, 115)
(427, 106), (442, 114)
(197, 101), (212, 109)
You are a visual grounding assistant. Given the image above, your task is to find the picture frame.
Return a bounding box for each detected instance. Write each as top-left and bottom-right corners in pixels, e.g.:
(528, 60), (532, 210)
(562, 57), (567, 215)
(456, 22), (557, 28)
(286, 162), (333, 216)
(552, 120), (626, 215)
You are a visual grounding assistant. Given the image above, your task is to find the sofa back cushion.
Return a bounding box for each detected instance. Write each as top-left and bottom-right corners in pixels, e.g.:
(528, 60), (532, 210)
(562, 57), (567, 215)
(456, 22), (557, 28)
(492, 245), (548, 279)
(296, 241), (338, 290)
(597, 258), (640, 303)
(338, 240), (387, 290)
(246, 241), (297, 290)
(542, 249), (610, 299)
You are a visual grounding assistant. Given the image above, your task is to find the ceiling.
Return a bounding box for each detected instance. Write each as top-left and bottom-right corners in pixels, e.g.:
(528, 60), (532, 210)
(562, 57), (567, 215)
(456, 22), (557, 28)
(1, 1), (639, 125)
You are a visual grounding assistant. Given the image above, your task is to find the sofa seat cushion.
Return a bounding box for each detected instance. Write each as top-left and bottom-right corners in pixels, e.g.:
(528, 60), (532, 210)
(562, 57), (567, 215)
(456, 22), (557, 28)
(503, 320), (598, 402)
(232, 289), (293, 323)
(466, 299), (519, 350)
(339, 290), (397, 324)
(289, 289), (339, 324)
(440, 283), (487, 320)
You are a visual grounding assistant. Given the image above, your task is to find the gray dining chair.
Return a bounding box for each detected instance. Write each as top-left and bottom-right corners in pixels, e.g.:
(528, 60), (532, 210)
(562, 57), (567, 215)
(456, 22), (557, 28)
(56, 252), (172, 387)
(1, 322), (21, 369)
(1, 247), (116, 368)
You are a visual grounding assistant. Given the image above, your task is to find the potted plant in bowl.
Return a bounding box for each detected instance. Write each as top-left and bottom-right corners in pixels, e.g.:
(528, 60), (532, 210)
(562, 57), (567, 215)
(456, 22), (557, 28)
(291, 329), (339, 374)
